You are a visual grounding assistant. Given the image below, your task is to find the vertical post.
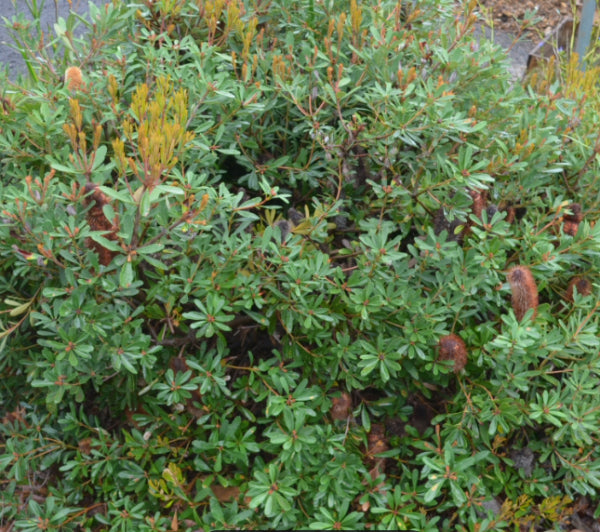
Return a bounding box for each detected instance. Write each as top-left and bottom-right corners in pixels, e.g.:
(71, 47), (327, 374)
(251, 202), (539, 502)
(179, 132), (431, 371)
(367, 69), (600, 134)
(576, 0), (597, 70)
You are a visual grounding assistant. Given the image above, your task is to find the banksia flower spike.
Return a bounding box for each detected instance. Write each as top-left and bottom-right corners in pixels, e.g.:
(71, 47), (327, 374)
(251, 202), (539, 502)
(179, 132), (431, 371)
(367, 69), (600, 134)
(507, 265), (538, 321)
(437, 333), (468, 372)
(64, 66), (84, 91)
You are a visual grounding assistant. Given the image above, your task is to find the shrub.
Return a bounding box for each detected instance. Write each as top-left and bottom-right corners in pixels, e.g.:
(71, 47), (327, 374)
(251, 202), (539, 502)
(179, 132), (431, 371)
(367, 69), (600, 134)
(1, 0), (599, 529)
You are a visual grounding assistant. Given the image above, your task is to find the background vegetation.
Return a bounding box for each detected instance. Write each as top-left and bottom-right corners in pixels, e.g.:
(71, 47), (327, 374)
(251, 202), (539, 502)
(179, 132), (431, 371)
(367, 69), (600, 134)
(1, 0), (600, 529)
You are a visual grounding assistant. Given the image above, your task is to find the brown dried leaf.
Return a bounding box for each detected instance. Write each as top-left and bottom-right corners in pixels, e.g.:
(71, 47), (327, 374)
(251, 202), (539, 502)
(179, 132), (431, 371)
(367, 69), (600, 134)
(331, 392), (352, 420)
(210, 484), (241, 502)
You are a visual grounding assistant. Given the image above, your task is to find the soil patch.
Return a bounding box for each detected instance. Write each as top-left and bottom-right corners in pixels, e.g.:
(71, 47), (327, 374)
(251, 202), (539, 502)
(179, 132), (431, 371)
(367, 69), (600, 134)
(478, 0), (576, 36)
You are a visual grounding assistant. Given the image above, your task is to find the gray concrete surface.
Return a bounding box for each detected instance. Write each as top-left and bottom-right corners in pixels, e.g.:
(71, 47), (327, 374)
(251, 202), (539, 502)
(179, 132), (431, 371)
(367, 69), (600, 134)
(475, 23), (534, 81)
(0, 0), (104, 79)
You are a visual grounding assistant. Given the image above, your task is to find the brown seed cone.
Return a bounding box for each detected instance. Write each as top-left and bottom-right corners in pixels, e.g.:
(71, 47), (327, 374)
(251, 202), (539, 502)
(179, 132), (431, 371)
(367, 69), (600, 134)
(468, 188), (487, 220)
(83, 183), (118, 266)
(501, 204), (527, 225)
(564, 203), (583, 223)
(507, 265), (538, 321)
(505, 206), (516, 224)
(437, 333), (468, 372)
(563, 220), (579, 236)
(563, 203), (582, 236)
(565, 276), (593, 302)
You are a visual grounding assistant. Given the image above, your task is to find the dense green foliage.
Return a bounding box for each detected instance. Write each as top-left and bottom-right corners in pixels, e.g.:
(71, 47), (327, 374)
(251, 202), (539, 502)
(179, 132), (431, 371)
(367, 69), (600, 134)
(1, 0), (599, 529)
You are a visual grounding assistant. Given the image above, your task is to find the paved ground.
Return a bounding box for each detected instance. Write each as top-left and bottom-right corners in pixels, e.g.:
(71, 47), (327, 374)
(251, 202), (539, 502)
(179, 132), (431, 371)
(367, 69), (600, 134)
(0, 0), (104, 79)
(475, 23), (533, 80)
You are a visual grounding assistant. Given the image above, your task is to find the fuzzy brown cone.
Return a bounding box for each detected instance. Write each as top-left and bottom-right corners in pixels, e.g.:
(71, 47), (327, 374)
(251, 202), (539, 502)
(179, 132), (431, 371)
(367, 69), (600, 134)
(563, 203), (582, 236)
(437, 333), (468, 372)
(83, 183), (118, 266)
(507, 265), (538, 321)
(565, 276), (592, 302)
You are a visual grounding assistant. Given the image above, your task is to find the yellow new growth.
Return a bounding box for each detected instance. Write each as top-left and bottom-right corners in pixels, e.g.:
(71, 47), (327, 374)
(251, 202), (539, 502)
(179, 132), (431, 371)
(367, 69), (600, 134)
(113, 76), (195, 190)
(201, 0), (246, 44)
(563, 53), (600, 112)
(350, 0), (362, 36)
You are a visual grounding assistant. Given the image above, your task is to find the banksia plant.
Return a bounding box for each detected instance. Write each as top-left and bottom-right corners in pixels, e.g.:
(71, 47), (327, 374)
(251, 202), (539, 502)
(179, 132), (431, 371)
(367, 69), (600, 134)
(437, 333), (468, 372)
(507, 265), (539, 321)
(4, 0), (600, 529)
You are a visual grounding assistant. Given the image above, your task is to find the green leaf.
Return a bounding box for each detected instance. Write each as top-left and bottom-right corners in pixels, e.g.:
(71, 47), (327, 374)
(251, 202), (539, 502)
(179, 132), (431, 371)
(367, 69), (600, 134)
(423, 479), (445, 503)
(91, 145), (108, 171)
(120, 262), (134, 287)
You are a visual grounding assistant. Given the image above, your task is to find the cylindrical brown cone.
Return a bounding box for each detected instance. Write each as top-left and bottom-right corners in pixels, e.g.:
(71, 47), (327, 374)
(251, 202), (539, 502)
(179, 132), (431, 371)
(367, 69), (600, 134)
(507, 265), (538, 321)
(563, 203), (582, 236)
(469, 188), (486, 220)
(83, 184), (118, 266)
